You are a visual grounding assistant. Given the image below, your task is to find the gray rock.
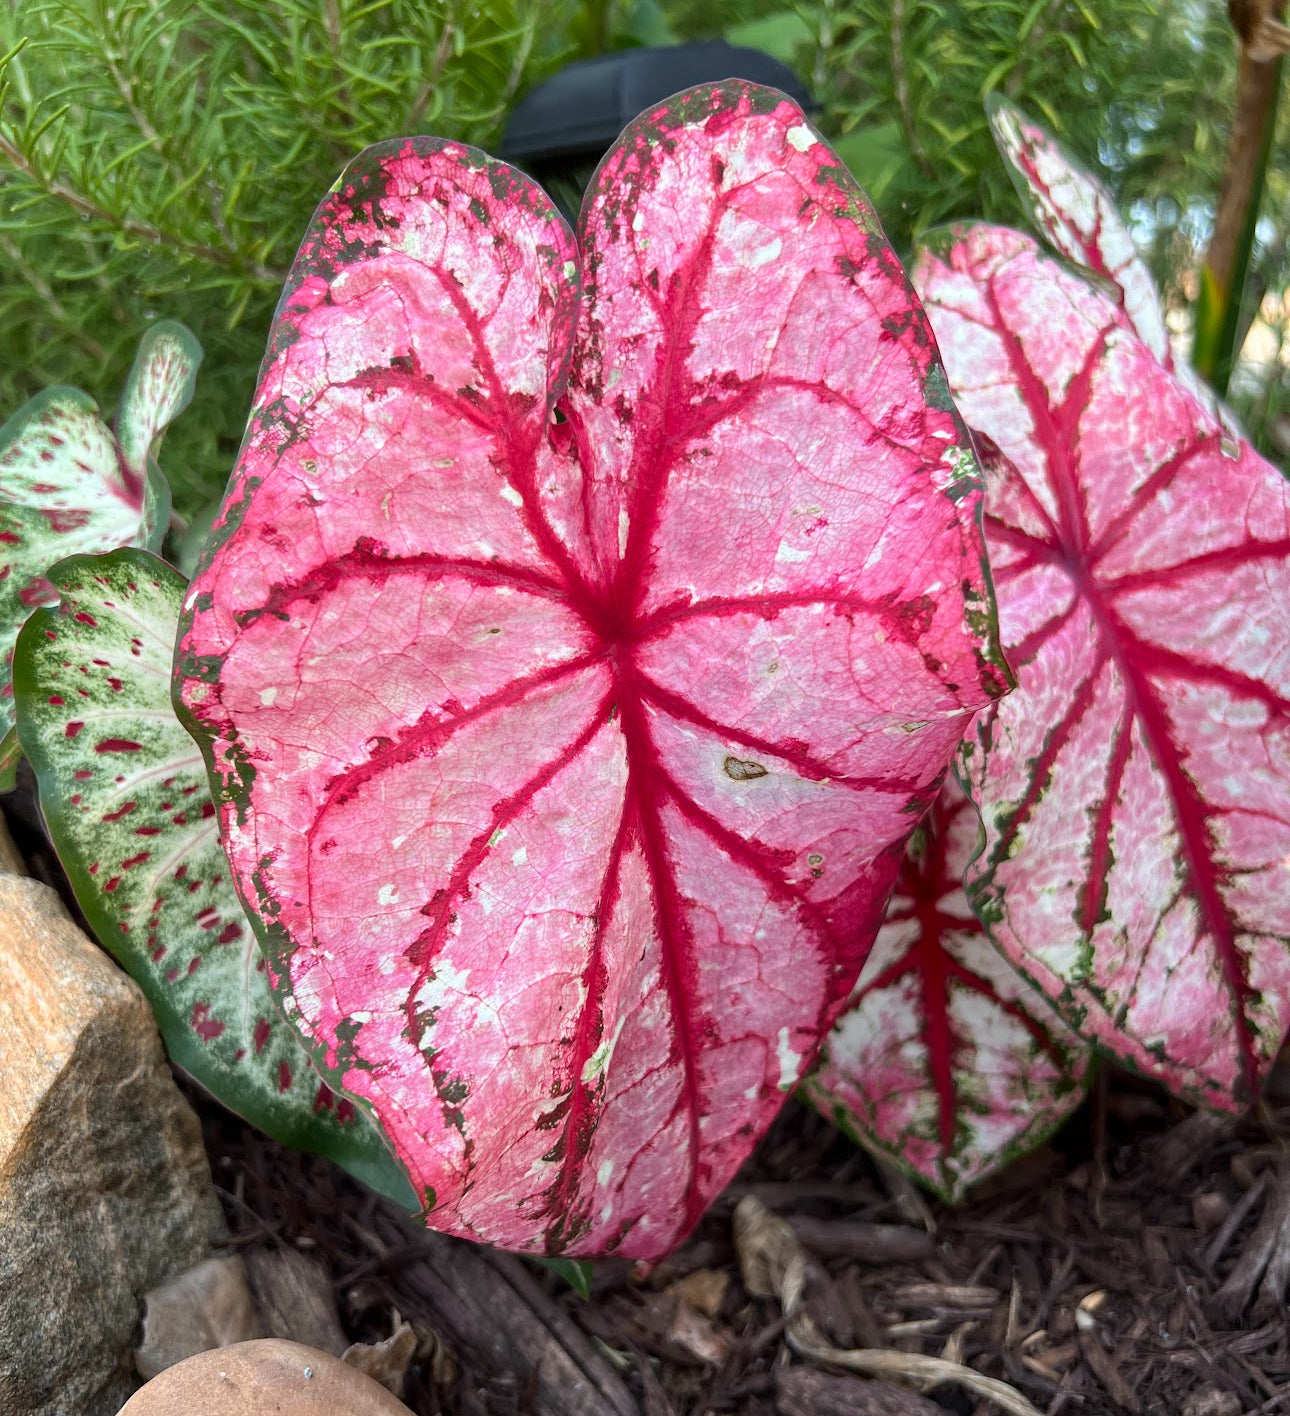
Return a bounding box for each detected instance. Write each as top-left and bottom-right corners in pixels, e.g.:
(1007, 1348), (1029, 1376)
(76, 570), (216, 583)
(0, 860), (224, 1416)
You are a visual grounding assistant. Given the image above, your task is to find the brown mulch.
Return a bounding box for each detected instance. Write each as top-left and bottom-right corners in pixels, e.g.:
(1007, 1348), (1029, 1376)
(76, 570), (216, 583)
(187, 1064), (1290, 1416)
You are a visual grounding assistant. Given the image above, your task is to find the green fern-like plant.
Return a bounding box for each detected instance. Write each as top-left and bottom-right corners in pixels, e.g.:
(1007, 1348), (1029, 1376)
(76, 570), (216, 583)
(4, 0), (1288, 487)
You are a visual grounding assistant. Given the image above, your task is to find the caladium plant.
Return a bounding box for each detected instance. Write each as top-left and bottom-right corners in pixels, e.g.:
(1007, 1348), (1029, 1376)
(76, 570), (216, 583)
(804, 101), (1286, 1194)
(11, 548), (415, 1204)
(803, 779), (1090, 1201)
(912, 222), (1290, 1108)
(0, 322), (199, 782)
(174, 81), (1008, 1259)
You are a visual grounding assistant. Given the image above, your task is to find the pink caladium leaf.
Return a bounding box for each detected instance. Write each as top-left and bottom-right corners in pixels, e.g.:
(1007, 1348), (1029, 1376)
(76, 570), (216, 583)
(176, 82), (1008, 1259)
(986, 95), (1172, 366)
(914, 223), (1290, 1108)
(12, 549), (415, 1205)
(985, 97), (1240, 440)
(804, 779), (1091, 1201)
(0, 322), (199, 769)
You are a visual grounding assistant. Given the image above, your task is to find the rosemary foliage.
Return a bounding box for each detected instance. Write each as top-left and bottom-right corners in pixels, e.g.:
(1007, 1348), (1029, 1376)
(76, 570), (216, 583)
(0, 0), (586, 512)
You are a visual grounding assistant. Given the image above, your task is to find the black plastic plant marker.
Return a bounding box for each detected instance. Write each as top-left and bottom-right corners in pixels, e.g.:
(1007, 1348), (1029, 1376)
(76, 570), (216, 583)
(499, 41), (815, 165)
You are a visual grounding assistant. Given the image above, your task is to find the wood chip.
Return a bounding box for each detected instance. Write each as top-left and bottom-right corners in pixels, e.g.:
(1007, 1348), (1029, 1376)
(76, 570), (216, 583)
(1180, 1387), (1241, 1416)
(1204, 1169), (1269, 1268)
(1078, 1329), (1140, 1413)
(244, 1248), (347, 1356)
(1151, 1111), (1236, 1179)
(630, 1347), (677, 1416)
(891, 1283), (998, 1312)
(356, 1203), (638, 1416)
(1214, 1161), (1290, 1319)
(1192, 1191), (1231, 1235)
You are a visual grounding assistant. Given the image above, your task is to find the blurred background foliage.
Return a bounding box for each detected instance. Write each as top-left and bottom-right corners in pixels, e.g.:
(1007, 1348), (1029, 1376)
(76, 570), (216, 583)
(0, 0), (1286, 517)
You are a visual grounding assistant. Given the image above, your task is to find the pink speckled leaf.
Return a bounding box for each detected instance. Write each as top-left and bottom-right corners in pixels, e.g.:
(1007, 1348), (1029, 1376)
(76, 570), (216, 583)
(986, 96), (1171, 365)
(805, 779), (1090, 1201)
(176, 82), (1007, 1260)
(986, 97), (1239, 439)
(914, 223), (1290, 1108)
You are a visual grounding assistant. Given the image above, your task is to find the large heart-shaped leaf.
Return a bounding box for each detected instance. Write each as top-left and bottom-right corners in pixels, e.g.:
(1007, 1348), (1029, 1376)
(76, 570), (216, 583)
(12, 549), (414, 1204)
(176, 82), (1008, 1259)
(0, 322), (199, 759)
(804, 779), (1090, 1201)
(914, 224), (1290, 1107)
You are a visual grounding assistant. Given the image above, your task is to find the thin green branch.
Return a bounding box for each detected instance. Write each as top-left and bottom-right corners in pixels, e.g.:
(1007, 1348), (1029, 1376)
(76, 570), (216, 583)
(0, 131), (284, 284)
(891, 0), (933, 177)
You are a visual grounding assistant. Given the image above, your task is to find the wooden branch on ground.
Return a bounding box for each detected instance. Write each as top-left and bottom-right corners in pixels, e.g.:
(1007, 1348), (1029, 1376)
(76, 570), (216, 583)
(357, 1198), (640, 1416)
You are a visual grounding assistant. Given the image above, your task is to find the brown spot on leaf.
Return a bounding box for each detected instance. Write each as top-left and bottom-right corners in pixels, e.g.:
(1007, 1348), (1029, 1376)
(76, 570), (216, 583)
(724, 756), (768, 781)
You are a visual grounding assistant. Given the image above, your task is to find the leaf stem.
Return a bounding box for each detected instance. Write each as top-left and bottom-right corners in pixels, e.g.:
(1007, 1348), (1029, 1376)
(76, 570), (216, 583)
(1195, 24), (1284, 395)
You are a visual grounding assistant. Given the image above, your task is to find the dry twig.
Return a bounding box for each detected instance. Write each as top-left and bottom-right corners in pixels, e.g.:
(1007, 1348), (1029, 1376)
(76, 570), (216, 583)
(733, 1197), (1044, 1416)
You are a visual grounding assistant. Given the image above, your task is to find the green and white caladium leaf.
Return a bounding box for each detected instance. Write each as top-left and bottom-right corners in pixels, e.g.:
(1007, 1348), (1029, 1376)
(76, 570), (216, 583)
(12, 548), (415, 1205)
(0, 322), (200, 778)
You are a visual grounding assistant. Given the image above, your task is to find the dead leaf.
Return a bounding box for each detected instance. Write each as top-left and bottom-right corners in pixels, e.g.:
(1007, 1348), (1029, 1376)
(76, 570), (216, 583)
(733, 1197), (1044, 1416)
(135, 1255), (263, 1380)
(343, 1320), (418, 1398)
(665, 1300), (731, 1366)
(670, 1269), (728, 1319)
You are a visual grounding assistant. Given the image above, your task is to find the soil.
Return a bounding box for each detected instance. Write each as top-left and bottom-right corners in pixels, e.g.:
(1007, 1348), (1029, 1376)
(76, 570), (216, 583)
(189, 1064), (1290, 1416)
